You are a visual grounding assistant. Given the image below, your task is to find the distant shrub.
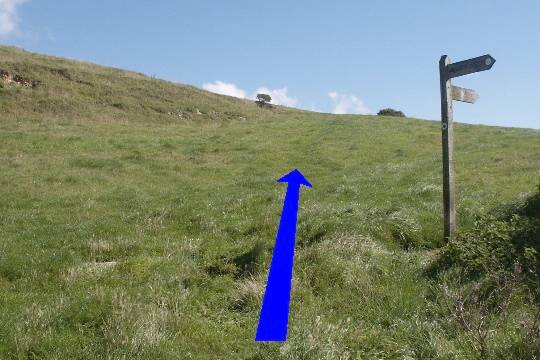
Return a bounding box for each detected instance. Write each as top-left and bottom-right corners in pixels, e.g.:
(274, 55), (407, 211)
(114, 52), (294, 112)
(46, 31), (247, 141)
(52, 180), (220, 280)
(377, 108), (405, 117)
(256, 93), (272, 108)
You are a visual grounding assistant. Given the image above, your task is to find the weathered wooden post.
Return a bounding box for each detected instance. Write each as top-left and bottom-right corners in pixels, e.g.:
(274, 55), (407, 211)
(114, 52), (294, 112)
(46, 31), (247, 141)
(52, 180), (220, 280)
(439, 54), (495, 241)
(439, 56), (455, 242)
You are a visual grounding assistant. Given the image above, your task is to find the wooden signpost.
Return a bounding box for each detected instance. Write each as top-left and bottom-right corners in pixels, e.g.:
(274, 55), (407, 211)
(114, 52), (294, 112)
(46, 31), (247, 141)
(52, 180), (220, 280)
(439, 54), (495, 241)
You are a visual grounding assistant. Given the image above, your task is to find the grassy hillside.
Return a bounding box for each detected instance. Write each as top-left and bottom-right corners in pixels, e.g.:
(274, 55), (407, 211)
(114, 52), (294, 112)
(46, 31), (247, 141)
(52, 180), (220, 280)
(0, 45), (539, 359)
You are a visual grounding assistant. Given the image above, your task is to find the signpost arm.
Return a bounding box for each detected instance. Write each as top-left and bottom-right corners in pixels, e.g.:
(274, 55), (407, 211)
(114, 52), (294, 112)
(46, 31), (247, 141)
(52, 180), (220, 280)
(439, 55), (456, 241)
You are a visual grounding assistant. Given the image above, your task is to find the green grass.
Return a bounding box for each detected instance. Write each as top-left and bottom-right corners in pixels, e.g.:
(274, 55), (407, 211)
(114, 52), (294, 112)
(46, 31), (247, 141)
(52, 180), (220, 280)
(0, 45), (539, 359)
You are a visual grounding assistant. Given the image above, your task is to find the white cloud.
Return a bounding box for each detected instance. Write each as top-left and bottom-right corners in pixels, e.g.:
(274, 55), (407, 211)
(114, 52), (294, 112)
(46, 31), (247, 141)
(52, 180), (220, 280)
(328, 91), (371, 115)
(202, 81), (299, 108)
(0, 0), (27, 36)
(254, 87), (298, 107)
(202, 80), (247, 99)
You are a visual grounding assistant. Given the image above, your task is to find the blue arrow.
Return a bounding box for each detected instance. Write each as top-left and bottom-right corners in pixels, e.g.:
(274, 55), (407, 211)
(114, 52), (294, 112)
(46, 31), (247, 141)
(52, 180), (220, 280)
(255, 169), (312, 342)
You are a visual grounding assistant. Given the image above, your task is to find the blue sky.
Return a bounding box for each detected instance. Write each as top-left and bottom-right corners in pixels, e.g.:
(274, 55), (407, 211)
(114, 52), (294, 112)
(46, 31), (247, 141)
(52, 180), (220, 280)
(1, 0), (539, 129)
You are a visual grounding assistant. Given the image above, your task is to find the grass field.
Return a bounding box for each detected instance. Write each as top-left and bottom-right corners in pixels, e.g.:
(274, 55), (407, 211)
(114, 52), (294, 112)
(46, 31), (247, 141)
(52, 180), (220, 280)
(0, 46), (539, 359)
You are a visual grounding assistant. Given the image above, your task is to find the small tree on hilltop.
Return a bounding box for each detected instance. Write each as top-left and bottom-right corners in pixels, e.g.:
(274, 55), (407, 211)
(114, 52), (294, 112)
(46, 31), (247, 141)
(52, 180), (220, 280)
(377, 108), (405, 117)
(256, 93), (272, 108)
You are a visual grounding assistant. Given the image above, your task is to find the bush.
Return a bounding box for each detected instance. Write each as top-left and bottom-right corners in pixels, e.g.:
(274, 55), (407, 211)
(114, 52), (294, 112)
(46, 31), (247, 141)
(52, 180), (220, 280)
(428, 186), (540, 300)
(440, 215), (538, 280)
(430, 189), (540, 288)
(427, 187), (540, 358)
(377, 108), (405, 117)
